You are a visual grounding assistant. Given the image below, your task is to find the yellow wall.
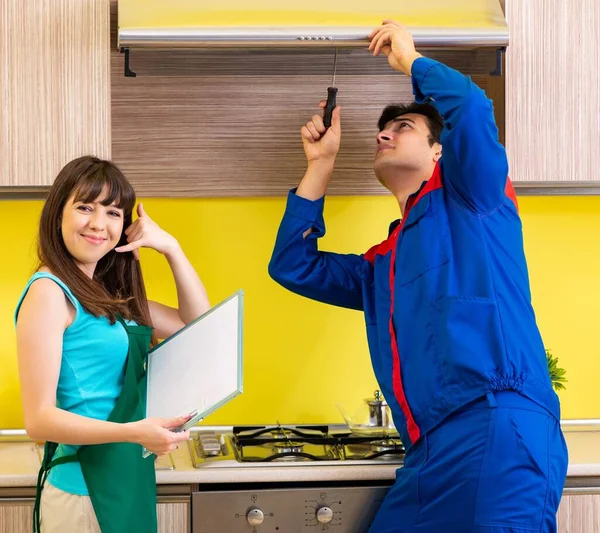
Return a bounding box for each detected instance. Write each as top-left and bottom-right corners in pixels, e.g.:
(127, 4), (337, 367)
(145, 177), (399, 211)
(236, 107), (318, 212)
(1, 195), (599, 428)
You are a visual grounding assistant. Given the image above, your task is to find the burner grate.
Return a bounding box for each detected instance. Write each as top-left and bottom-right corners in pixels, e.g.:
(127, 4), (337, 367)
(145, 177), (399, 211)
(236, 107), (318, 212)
(229, 425), (404, 463)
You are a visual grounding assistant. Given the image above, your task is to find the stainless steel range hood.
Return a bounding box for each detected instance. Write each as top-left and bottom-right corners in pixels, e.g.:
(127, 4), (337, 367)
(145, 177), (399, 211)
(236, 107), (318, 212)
(117, 0), (509, 50)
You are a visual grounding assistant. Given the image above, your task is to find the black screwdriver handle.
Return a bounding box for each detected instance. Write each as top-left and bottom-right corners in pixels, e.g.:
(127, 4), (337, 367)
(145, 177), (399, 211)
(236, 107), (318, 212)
(323, 87), (338, 129)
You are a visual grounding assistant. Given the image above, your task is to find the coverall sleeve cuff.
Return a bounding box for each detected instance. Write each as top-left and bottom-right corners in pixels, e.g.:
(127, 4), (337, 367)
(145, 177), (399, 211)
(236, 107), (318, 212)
(286, 188), (325, 222)
(411, 57), (441, 102)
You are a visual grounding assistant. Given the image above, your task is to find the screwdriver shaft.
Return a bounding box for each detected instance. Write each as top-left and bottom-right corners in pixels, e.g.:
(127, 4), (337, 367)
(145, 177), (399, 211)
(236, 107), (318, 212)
(332, 48), (338, 87)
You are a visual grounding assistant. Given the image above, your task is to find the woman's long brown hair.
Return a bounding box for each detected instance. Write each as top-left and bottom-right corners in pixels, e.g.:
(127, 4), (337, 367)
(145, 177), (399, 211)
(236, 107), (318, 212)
(38, 156), (156, 344)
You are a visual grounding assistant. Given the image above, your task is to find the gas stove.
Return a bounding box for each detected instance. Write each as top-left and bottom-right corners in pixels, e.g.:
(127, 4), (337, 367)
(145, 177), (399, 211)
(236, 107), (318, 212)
(190, 426), (403, 532)
(188, 424), (405, 468)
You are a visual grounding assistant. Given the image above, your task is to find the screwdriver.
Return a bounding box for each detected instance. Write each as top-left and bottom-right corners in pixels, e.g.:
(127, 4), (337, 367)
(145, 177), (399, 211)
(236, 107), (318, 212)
(323, 48), (338, 130)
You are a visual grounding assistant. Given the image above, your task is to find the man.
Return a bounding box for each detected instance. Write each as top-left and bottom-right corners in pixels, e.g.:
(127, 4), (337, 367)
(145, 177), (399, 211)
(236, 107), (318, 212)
(268, 20), (568, 533)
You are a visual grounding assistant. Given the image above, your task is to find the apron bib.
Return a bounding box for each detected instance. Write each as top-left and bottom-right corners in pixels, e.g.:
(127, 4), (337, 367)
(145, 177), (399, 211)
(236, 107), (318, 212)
(34, 317), (157, 533)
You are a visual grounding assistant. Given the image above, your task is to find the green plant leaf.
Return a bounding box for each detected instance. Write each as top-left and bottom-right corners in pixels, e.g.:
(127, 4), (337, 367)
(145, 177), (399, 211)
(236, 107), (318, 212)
(546, 349), (568, 392)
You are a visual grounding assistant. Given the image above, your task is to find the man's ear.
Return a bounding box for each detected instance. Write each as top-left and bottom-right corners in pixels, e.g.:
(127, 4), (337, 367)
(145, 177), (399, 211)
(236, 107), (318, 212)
(433, 143), (442, 162)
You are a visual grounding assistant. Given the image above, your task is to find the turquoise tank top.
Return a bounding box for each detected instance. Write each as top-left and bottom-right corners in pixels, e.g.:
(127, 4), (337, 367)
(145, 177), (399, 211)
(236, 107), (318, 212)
(15, 272), (132, 496)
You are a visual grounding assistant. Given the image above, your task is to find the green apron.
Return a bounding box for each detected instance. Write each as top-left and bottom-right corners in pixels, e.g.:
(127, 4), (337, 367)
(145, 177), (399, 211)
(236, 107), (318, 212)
(33, 317), (157, 533)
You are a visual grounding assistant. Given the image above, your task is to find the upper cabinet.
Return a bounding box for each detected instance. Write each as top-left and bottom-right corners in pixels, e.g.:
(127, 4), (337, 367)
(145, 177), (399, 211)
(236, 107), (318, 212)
(2, 1), (598, 194)
(111, 0), (507, 197)
(112, 0), (597, 195)
(505, 0), (600, 188)
(111, 48), (503, 198)
(0, 0), (111, 188)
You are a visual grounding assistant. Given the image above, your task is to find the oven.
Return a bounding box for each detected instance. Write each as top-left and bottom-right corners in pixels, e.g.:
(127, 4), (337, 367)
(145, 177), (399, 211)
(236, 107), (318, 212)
(192, 482), (391, 532)
(189, 425), (403, 532)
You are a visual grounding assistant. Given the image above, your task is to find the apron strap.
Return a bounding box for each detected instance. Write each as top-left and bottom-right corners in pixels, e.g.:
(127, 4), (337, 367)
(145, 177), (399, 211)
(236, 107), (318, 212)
(48, 453), (79, 467)
(33, 442), (78, 533)
(32, 459), (47, 533)
(116, 313), (127, 328)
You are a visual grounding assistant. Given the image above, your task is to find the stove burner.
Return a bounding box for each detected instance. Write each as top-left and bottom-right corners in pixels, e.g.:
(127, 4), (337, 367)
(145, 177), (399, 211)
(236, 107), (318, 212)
(228, 425), (404, 464)
(273, 441), (304, 454)
(372, 439), (403, 453)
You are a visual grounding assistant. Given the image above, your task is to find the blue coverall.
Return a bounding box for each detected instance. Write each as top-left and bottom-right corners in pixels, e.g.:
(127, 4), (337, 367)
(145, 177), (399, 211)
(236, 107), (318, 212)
(268, 57), (568, 532)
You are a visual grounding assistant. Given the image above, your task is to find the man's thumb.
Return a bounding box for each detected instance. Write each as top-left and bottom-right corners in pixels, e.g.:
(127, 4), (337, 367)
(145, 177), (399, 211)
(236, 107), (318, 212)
(330, 106), (342, 132)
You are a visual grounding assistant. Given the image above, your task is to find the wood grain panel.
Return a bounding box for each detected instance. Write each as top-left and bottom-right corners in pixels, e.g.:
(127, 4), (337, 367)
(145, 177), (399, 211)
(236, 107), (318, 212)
(0, 0), (111, 186)
(557, 493), (600, 533)
(157, 502), (189, 533)
(0, 500), (189, 533)
(110, 0), (502, 197)
(0, 500), (33, 533)
(505, 0), (600, 183)
(111, 51), (501, 197)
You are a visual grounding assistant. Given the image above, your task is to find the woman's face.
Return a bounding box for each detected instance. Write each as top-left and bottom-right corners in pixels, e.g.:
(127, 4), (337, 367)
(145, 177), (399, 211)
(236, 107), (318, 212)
(60, 188), (125, 276)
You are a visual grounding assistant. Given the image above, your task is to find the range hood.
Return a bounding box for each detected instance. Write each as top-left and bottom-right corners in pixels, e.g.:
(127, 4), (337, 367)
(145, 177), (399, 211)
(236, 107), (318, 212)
(117, 0), (509, 50)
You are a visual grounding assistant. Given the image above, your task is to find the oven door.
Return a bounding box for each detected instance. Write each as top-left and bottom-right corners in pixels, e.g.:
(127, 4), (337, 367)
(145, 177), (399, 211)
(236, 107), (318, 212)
(191, 483), (390, 532)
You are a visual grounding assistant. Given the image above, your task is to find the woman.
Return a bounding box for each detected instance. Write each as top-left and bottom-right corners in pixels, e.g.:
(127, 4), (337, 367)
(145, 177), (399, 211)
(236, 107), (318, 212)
(15, 156), (210, 533)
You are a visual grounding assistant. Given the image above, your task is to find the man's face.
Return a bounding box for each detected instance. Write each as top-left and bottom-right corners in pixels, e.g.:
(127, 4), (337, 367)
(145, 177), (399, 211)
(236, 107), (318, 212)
(373, 113), (441, 182)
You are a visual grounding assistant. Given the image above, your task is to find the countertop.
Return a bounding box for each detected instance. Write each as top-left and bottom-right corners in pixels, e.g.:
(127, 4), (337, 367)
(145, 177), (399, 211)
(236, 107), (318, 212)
(0, 426), (598, 488)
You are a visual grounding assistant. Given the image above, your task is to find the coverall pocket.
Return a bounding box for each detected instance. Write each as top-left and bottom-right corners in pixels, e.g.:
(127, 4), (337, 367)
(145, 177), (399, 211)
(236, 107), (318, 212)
(432, 296), (505, 389)
(474, 407), (550, 529)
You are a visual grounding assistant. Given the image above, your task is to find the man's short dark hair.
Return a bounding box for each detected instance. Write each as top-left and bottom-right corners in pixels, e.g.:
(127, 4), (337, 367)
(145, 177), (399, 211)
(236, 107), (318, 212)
(378, 103), (443, 147)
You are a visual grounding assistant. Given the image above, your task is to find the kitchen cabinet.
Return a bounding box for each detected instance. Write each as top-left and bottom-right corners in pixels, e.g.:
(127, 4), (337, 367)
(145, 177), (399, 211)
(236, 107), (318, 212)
(110, 0), (600, 196)
(505, 0), (600, 187)
(0, 498), (190, 533)
(0, 0), (111, 188)
(0, 499), (33, 533)
(110, 51), (503, 198)
(158, 501), (190, 533)
(557, 492), (600, 533)
(4, 0), (597, 194)
(0, 489), (598, 533)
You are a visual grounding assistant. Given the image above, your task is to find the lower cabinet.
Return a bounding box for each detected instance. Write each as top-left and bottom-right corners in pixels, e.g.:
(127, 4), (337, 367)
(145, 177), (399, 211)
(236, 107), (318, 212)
(0, 488), (597, 533)
(0, 499), (33, 533)
(158, 501), (190, 533)
(0, 497), (191, 533)
(557, 492), (600, 533)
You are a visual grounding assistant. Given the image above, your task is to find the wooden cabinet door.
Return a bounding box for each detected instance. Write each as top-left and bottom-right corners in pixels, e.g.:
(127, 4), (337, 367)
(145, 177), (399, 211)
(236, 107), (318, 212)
(157, 501), (190, 533)
(0, 499), (34, 533)
(0, 0), (111, 187)
(0, 497), (190, 533)
(557, 493), (600, 533)
(506, 0), (600, 185)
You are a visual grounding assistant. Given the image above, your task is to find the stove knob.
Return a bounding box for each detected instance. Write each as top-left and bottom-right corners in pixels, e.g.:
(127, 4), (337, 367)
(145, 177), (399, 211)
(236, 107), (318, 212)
(247, 508), (264, 526)
(316, 506), (334, 524)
